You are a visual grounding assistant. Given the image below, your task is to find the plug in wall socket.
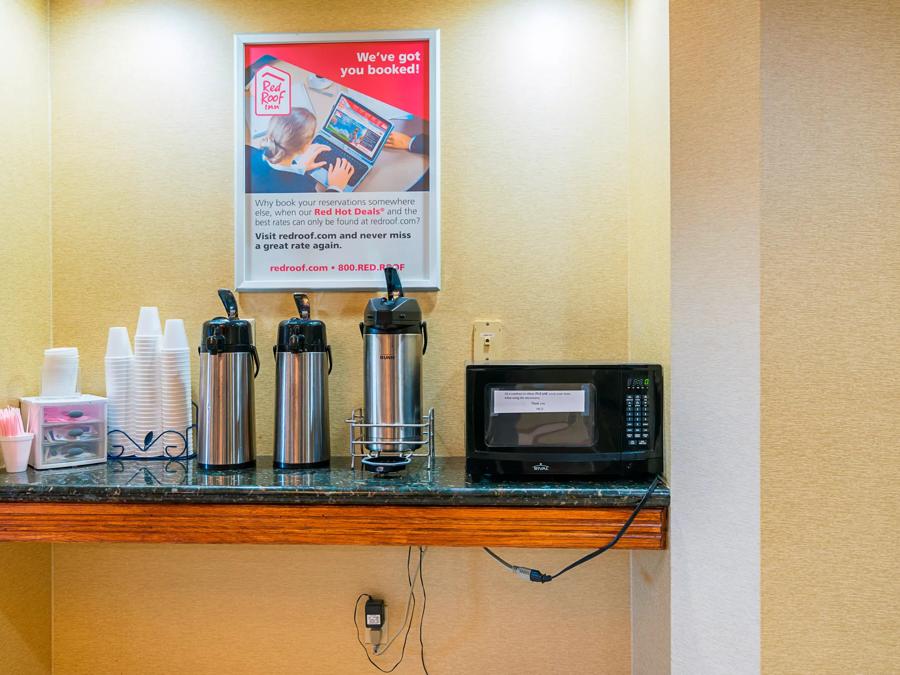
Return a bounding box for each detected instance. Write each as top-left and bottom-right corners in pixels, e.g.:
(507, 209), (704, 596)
(473, 320), (503, 362)
(364, 598), (386, 648)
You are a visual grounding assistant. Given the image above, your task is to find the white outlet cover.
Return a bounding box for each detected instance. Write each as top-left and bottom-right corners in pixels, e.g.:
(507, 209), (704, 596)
(473, 320), (503, 362)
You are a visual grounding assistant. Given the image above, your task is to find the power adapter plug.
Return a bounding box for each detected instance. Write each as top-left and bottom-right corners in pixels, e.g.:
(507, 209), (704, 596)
(364, 597), (386, 650)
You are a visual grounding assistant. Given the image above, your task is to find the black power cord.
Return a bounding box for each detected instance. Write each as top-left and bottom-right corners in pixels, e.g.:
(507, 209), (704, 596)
(417, 546), (429, 675)
(354, 546), (429, 673)
(484, 474), (662, 583)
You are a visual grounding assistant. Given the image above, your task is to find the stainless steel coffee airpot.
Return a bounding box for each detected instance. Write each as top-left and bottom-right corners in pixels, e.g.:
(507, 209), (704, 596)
(361, 268), (427, 466)
(197, 289), (259, 469)
(273, 293), (332, 468)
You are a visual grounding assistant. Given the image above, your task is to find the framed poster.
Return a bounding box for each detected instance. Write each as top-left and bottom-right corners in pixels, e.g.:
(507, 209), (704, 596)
(234, 30), (440, 291)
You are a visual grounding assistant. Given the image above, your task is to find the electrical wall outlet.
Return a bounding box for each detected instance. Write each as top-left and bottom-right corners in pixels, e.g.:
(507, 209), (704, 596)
(473, 320), (503, 362)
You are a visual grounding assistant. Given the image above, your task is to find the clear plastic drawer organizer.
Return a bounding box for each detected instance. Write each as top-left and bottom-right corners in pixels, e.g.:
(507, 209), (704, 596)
(21, 395), (108, 469)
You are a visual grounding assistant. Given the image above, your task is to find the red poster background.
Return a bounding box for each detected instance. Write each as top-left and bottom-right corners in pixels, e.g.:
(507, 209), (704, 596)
(246, 40), (430, 120)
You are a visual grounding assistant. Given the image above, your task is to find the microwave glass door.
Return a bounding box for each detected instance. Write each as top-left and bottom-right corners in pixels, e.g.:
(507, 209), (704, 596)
(484, 383), (598, 448)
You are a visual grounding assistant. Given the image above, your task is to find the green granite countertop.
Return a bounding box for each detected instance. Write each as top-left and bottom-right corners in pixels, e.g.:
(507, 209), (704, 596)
(0, 456), (669, 507)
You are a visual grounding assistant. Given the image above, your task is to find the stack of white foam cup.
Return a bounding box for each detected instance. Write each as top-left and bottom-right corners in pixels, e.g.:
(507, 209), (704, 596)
(41, 347), (80, 397)
(132, 307), (163, 455)
(104, 327), (133, 437)
(160, 319), (192, 456)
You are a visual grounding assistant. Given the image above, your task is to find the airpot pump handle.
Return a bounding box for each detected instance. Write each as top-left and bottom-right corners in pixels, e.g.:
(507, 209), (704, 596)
(288, 332), (304, 353)
(294, 293), (310, 319)
(218, 289), (239, 319)
(207, 331), (225, 354)
(384, 267), (404, 300)
(251, 345), (260, 378)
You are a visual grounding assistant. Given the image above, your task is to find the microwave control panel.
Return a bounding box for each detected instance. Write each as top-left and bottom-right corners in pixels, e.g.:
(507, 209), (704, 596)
(624, 375), (652, 450)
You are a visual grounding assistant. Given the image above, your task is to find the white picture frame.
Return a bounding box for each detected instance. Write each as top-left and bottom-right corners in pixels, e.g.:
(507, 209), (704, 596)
(234, 30), (440, 291)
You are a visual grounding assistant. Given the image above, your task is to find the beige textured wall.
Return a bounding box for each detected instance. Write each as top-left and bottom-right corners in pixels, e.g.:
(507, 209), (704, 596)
(626, 1), (671, 673)
(1, 1), (53, 401)
(48, 0), (636, 672)
(627, 0), (671, 385)
(0, 544), (52, 675)
(0, 1), (53, 673)
(669, 0), (761, 671)
(54, 544), (631, 674)
(49, 0), (630, 454)
(760, 1), (900, 672)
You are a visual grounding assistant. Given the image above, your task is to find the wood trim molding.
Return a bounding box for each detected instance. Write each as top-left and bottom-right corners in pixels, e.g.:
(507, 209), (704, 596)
(0, 503), (667, 549)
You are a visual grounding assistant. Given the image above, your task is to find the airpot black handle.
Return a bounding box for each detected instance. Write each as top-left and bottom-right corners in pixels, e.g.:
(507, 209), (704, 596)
(251, 345), (260, 377)
(384, 267), (403, 300)
(293, 293), (310, 319)
(218, 289), (239, 319)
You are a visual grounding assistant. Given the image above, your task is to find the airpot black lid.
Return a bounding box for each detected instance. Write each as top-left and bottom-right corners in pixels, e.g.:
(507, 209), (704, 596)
(363, 267), (423, 333)
(276, 293), (328, 352)
(200, 289), (254, 353)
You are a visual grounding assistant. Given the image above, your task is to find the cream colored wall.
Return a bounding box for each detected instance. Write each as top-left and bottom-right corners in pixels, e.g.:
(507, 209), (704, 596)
(49, 0), (630, 454)
(0, 544), (52, 675)
(627, 0), (671, 386)
(669, 0), (761, 672)
(0, 1), (53, 673)
(48, 0), (637, 672)
(1, 2), (53, 402)
(760, 1), (900, 672)
(54, 544), (632, 674)
(625, 2), (670, 673)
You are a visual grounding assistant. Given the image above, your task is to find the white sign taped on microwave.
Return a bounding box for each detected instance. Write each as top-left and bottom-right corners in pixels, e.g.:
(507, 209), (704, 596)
(492, 389), (586, 414)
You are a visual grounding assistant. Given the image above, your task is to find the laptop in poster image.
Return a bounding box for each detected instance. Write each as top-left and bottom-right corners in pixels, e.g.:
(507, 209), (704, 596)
(308, 93), (394, 192)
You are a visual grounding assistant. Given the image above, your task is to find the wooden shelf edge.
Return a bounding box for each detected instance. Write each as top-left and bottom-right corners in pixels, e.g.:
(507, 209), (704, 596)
(0, 502), (667, 550)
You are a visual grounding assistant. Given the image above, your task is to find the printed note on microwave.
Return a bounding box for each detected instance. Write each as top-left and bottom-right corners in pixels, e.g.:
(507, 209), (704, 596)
(492, 389), (585, 414)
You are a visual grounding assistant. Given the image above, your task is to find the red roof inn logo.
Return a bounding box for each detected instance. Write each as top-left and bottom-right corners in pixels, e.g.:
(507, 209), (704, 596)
(254, 65), (291, 116)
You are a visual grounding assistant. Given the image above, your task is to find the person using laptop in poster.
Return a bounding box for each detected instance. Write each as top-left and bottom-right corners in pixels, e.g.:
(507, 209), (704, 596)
(385, 130), (430, 191)
(245, 108), (355, 193)
(305, 94), (395, 192)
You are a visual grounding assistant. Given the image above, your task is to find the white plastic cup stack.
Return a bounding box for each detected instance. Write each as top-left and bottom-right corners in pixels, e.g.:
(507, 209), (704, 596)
(0, 406), (33, 473)
(160, 319), (193, 455)
(41, 347), (80, 397)
(104, 327), (133, 437)
(132, 307), (163, 455)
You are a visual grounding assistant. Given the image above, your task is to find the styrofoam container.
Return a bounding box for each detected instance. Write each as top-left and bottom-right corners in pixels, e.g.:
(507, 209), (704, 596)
(1, 433), (34, 472)
(162, 320), (189, 350)
(41, 363), (79, 398)
(106, 327), (133, 359)
(136, 307), (162, 337)
(44, 347), (78, 360)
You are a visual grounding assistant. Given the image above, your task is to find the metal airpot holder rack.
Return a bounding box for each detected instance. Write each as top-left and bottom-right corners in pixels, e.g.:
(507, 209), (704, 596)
(346, 266), (434, 474)
(346, 408), (436, 472)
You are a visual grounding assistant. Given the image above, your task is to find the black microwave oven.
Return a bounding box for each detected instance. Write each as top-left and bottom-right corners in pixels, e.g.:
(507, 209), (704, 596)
(466, 363), (663, 480)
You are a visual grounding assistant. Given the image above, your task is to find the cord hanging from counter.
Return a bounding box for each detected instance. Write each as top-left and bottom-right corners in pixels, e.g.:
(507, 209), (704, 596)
(484, 475), (662, 583)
